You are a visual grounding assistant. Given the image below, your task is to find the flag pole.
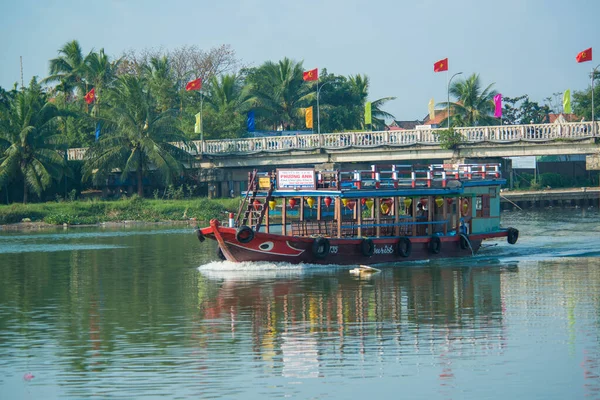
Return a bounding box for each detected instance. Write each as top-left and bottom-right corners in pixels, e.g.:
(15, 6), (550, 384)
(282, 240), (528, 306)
(200, 90), (204, 153)
(317, 78), (320, 135)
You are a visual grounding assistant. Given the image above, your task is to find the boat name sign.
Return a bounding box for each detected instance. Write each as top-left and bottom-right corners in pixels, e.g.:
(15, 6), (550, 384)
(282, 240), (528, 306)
(277, 168), (316, 189)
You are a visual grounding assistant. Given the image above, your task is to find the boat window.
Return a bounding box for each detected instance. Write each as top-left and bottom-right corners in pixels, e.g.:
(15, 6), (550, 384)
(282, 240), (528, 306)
(476, 195), (491, 218)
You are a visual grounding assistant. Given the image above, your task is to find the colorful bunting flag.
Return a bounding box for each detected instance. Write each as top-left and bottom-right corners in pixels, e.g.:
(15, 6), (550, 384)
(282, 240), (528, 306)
(194, 112), (201, 133)
(303, 68), (318, 81)
(576, 48), (592, 63)
(434, 58), (448, 72)
(186, 78), (202, 91)
(428, 98), (435, 120)
(305, 107), (313, 129)
(365, 102), (372, 125)
(84, 88), (95, 104)
(563, 90), (571, 114)
(247, 111), (255, 132)
(494, 94), (502, 118)
(95, 122), (101, 141)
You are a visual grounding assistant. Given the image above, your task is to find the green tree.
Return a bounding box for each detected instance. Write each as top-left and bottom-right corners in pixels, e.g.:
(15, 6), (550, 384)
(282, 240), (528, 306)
(43, 40), (88, 100)
(82, 75), (190, 197)
(201, 74), (252, 138)
(246, 58), (313, 130)
(502, 95), (552, 124)
(142, 56), (177, 113)
(348, 74), (395, 130)
(0, 79), (68, 203)
(573, 73), (599, 121)
(444, 73), (498, 127)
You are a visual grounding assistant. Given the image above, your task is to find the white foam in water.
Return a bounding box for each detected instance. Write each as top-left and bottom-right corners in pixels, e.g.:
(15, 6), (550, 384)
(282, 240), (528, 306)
(198, 260), (348, 281)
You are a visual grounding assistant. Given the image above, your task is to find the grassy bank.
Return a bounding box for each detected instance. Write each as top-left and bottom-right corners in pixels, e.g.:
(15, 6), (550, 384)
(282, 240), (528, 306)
(0, 196), (241, 226)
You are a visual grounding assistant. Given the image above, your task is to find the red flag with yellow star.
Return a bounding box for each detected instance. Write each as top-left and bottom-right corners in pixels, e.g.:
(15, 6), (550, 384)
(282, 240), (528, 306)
(576, 48), (592, 63)
(84, 88), (95, 104)
(434, 58), (448, 72)
(303, 68), (318, 81)
(186, 78), (202, 91)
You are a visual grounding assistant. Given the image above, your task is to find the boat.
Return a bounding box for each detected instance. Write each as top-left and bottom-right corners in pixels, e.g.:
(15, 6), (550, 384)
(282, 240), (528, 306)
(195, 163), (519, 265)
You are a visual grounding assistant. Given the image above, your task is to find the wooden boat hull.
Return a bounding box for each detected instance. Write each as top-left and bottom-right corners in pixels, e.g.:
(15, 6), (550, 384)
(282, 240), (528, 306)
(198, 219), (508, 266)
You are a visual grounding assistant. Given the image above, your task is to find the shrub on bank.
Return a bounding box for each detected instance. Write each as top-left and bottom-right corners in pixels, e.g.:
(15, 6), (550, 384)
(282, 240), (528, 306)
(0, 197), (241, 225)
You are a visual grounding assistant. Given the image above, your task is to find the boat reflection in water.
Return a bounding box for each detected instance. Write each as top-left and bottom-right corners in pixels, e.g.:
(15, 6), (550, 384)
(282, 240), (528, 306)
(197, 262), (516, 379)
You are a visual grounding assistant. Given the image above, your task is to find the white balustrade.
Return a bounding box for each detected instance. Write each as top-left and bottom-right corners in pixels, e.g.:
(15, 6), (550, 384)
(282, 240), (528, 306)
(66, 121), (598, 160)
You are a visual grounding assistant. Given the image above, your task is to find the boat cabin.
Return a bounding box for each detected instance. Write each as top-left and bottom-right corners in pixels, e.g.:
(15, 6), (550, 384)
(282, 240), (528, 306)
(234, 163), (505, 240)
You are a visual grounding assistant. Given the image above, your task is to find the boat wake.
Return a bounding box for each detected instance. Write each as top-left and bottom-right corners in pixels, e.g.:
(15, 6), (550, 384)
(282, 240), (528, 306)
(198, 260), (348, 281)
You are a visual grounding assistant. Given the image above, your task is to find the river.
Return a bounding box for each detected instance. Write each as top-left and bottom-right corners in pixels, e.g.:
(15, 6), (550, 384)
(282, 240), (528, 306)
(1, 209), (599, 399)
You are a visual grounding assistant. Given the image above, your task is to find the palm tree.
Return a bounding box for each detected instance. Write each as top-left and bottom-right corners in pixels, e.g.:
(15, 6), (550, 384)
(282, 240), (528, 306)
(82, 75), (190, 197)
(348, 74), (396, 130)
(142, 56), (177, 113)
(43, 40), (88, 100)
(246, 58), (313, 130)
(84, 48), (121, 111)
(0, 79), (67, 203)
(443, 73), (498, 127)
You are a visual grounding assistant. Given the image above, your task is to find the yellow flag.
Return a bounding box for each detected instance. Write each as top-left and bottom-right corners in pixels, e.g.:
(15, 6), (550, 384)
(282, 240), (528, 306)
(365, 102), (372, 125)
(194, 112), (201, 133)
(563, 90), (571, 114)
(305, 107), (313, 129)
(428, 98), (435, 121)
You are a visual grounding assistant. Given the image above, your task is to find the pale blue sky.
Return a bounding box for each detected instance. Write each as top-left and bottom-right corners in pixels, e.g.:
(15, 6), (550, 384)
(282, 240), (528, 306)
(1, 0), (598, 120)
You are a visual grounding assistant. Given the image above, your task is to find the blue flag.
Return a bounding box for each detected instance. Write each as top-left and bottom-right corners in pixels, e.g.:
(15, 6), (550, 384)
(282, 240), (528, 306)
(95, 122), (101, 141)
(247, 111), (255, 132)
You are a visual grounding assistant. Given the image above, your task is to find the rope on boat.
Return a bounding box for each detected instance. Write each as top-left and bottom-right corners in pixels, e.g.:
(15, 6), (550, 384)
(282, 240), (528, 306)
(459, 233), (475, 256)
(500, 194), (523, 210)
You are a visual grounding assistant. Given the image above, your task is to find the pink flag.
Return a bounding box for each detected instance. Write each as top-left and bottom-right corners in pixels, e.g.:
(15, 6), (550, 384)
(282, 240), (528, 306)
(494, 94), (502, 118)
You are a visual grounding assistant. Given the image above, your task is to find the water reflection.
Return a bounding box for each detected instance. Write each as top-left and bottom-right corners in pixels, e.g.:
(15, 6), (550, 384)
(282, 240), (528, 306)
(197, 264), (514, 381)
(1, 216), (600, 398)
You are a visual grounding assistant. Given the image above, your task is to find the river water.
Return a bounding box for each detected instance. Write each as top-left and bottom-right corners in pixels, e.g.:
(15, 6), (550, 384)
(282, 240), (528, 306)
(1, 209), (599, 399)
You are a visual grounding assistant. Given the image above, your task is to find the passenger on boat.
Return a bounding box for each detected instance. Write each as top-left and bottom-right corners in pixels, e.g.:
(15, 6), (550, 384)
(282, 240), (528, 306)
(416, 203), (426, 217)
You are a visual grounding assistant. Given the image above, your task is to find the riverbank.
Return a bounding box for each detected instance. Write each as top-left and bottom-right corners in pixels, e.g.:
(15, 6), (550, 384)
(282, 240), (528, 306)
(0, 197), (240, 228)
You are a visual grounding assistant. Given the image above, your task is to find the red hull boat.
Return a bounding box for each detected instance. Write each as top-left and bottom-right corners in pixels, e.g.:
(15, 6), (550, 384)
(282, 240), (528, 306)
(196, 163), (518, 265)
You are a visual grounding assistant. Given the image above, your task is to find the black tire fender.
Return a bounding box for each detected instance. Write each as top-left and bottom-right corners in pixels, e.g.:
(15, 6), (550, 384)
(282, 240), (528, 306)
(361, 238), (374, 257)
(507, 227), (519, 245)
(429, 236), (442, 254)
(312, 237), (330, 259)
(235, 225), (255, 244)
(396, 237), (412, 257)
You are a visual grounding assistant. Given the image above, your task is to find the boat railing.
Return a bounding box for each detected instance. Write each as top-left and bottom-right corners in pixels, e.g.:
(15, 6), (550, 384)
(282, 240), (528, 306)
(289, 218), (451, 238)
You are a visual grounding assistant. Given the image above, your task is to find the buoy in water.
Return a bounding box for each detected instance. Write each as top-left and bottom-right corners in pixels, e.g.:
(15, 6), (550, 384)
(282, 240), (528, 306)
(349, 265), (381, 275)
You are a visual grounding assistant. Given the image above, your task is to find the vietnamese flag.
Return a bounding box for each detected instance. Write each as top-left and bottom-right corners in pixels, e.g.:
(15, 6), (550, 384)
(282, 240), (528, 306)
(434, 58), (448, 72)
(303, 68), (318, 81)
(576, 48), (592, 63)
(84, 88), (95, 104)
(186, 78), (202, 91)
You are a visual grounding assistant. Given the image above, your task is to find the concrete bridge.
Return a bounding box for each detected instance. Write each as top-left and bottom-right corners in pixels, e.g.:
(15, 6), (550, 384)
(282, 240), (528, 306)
(68, 121), (600, 168)
(67, 121), (600, 197)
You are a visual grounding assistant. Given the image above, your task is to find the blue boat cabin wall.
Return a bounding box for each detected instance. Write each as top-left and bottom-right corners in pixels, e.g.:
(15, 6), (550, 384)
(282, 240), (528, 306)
(464, 184), (502, 234)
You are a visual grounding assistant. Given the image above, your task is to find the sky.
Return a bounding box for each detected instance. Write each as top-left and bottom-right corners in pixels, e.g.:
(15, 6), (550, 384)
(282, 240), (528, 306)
(1, 0), (599, 121)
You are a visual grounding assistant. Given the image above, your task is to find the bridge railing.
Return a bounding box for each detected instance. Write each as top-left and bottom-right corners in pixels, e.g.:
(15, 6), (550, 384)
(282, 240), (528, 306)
(67, 121), (599, 161)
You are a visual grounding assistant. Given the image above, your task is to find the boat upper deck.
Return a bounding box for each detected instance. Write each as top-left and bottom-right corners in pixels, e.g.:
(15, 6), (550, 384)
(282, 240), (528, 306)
(249, 163), (506, 198)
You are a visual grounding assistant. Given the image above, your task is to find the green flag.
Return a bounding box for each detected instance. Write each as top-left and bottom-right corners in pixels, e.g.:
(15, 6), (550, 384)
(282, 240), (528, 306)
(365, 102), (372, 125)
(194, 112), (201, 133)
(563, 90), (571, 114)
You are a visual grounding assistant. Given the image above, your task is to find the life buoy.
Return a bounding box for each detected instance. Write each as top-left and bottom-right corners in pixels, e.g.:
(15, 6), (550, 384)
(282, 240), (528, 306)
(361, 238), (374, 257)
(459, 234), (470, 250)
(397, 237), (412, 257)
(461, 199), (470, 217)
(216, 247), (226, 260)
(429, 236), (441, 254)
(507, 227), (519, 245)
(235, 225), (255, 243)
(312, 237), (330, 259)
